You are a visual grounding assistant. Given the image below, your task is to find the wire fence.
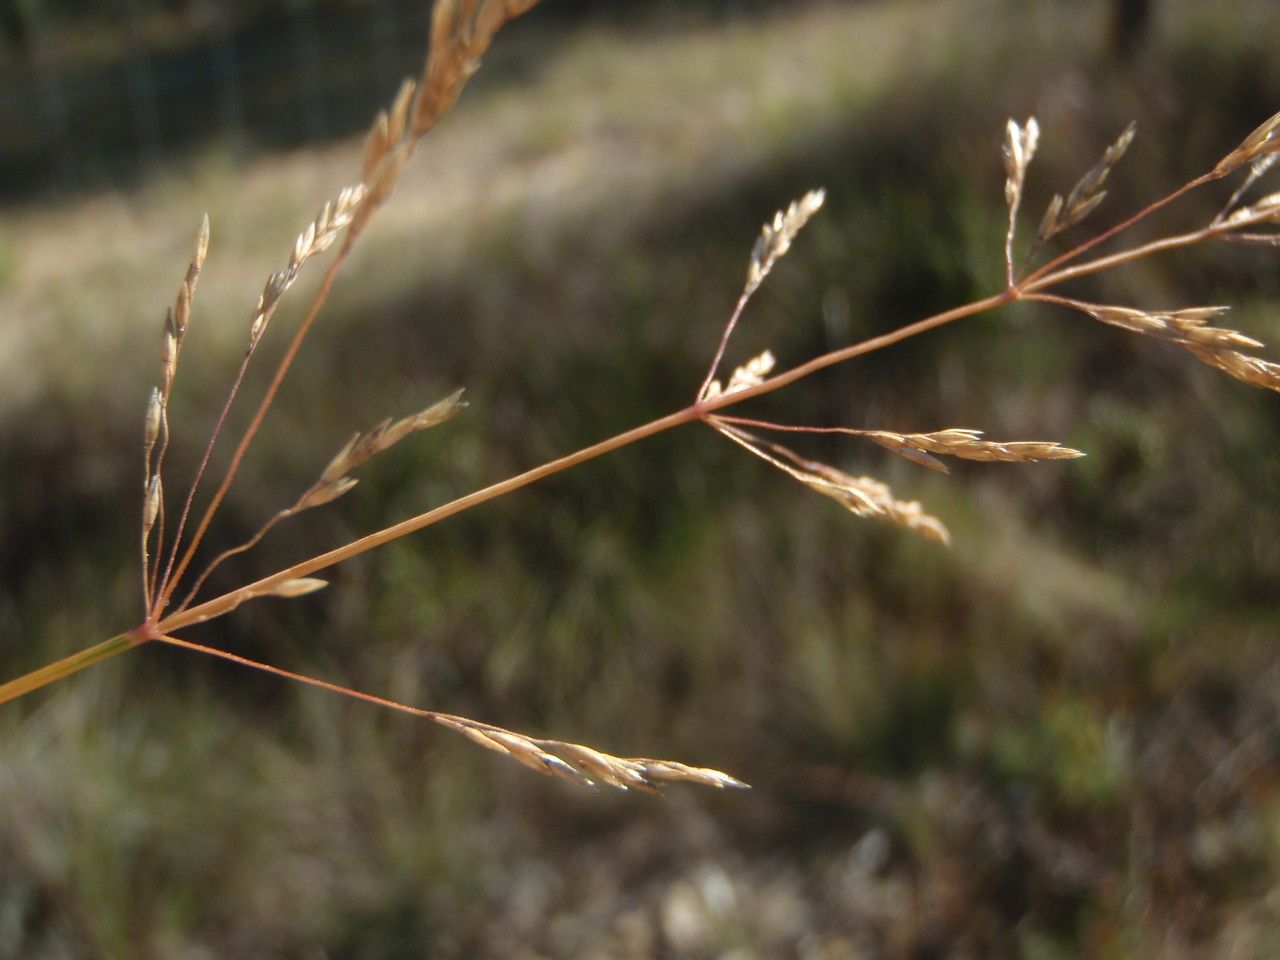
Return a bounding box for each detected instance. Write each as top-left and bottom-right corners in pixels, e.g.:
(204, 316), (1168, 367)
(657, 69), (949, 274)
(0, 0), (430, 200)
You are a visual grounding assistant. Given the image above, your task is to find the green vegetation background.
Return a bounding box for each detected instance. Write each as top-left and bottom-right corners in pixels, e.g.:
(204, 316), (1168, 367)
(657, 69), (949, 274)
(2, 0), (1280, 956)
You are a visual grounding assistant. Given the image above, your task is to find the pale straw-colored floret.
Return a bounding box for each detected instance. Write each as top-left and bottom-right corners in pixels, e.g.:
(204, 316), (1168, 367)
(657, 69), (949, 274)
(432, 715), (748, 792)
(863, 428), (1084, 472)
(747, 190), (826, 292)
(712, 422), (951, 545)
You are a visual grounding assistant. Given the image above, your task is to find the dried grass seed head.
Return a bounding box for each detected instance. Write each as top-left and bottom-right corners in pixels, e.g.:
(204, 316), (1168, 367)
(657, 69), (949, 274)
(703, 349), (777, 400)
(249, 185), (365, 346)
(312, 389), (467, 500)
(433, 715), (748, 792)
(1216, 108), (1280, 176)
(1003, 116), (1039, 208)
(412, 0), (544, 139)
(1038, 121), (1136, 243)
(747, 189), (826, 292)
(864, 428), (1085, 470)
(1054, 297), (1280, 393)
(712, 422), (951, 545)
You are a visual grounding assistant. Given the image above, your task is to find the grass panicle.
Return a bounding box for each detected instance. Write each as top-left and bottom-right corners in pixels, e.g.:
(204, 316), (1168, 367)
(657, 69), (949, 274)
(3, 7), (1280, 798)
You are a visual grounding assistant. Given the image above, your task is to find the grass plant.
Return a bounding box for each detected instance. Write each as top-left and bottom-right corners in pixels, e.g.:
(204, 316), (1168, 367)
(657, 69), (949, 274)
(3, 0), (1279, 799)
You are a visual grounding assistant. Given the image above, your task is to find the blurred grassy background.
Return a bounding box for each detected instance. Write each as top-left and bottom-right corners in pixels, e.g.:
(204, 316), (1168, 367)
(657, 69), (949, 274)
(3, 0), (1280, 956)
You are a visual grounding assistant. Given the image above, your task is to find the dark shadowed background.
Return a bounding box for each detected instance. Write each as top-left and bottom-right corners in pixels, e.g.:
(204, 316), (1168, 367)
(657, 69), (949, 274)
(3, 0), (1280, 956)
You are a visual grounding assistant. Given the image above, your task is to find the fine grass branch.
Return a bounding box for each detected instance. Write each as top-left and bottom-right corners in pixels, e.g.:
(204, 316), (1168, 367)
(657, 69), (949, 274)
(4, 0), (1280, 795)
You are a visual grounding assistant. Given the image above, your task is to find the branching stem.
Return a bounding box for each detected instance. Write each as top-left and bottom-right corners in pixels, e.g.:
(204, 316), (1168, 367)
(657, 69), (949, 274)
(155, 237), (357, 613)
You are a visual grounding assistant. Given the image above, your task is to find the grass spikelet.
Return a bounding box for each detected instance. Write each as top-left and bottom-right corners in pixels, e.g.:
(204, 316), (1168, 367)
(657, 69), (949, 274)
(363, 79), (417, 182)
(319, 388), (466, 483)
(1003, 116), (1039, 282)
(711, 421), (951, 545)
(1032, 294), (1280, 394)
(698, 191), (823, 402)
(172, 213), (209, 341)
(1003, 117), (1039, 209)
(701, 349), (776, 400)
(1037, 121), (1136, 244)
(862, 428), (1085, 469)
(747, 189), (826, 293)
(1187, 345), (1280, 392)
(175, 390), (465, 612)
(432, 716), (748, 792)
(143, 387), (161, 452)
(413, 0), (544, 138)
(1215, 108), (1280, 176)
(249, 185), (365, 346)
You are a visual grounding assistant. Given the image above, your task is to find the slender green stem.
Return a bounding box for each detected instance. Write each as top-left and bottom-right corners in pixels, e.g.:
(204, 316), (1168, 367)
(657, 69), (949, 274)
(0, 632), (146, 706)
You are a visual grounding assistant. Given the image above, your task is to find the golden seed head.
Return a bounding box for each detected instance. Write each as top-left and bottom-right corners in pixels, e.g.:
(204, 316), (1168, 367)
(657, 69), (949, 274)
(747, 189), (825, 291)
(433, 715), (748, 793)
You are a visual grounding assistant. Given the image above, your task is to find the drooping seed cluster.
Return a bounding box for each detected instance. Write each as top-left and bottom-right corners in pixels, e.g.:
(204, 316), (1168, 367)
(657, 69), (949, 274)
(712, 422), (952, 545)
(862, 428), (1085, 473)
(1061, 300), (1280, 393)
(433, 715), (748, 793)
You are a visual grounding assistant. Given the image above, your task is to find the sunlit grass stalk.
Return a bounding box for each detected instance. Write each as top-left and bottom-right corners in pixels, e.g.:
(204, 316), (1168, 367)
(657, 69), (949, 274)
(5, 0), (1280, 794)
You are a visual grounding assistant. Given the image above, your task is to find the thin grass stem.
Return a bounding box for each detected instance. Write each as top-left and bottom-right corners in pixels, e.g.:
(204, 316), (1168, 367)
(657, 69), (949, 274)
(156, 238), (356, 611)
(153, 348), (258, 618)
(1020, 172), (1217, 288)
(154, 634), (436, 720)
(0, 633), (144, 707)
